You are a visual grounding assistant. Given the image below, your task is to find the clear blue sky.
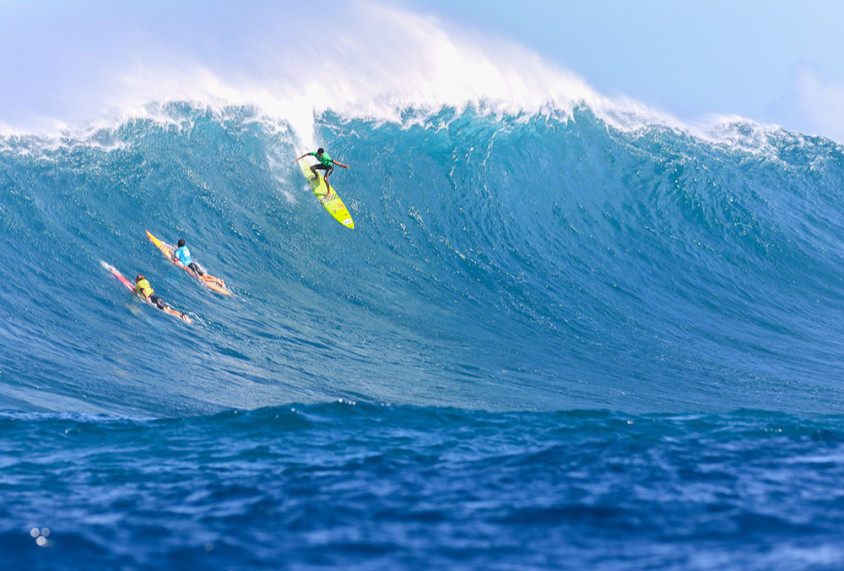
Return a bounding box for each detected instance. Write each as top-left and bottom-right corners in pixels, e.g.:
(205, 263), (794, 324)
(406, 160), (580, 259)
(1, 0), (843, 142)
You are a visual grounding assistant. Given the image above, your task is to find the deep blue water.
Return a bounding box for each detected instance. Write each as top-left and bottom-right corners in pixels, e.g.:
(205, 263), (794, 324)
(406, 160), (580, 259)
(2, 104), (844, 568)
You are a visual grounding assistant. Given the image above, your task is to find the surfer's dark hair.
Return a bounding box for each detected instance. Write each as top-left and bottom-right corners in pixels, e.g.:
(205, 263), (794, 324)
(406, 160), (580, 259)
(317, 148), (324, 154)
(178, 239), (185, 247)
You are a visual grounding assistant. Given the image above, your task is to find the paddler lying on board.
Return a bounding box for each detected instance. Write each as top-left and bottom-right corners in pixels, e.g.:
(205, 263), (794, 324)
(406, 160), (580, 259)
(173, 239), (226, 289)
(134, 274), (191, 322)
(293, 147), (349, 201)
(135, 274), (174, 312)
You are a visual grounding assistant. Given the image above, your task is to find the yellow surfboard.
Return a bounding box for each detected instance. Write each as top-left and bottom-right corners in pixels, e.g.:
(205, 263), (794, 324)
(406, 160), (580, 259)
(298, 155), (354, 229)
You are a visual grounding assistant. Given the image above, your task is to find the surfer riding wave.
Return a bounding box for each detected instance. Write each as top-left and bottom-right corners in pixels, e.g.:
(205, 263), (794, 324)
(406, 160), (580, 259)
(294, 148), (349, 201)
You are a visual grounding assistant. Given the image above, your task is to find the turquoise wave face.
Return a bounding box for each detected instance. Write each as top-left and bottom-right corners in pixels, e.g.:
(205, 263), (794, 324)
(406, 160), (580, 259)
(1, 104), (843, 416)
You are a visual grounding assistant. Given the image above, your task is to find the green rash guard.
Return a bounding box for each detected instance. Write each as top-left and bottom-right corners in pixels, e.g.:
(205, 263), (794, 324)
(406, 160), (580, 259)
(310, 151), (333, 167)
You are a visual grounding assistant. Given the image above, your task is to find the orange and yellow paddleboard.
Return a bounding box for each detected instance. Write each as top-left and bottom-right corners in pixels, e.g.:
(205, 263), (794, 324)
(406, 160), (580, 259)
(145, 231), (232, 296)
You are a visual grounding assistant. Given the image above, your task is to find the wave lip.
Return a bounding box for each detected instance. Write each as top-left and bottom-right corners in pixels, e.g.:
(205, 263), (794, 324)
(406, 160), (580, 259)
(3, 0), (814, 151)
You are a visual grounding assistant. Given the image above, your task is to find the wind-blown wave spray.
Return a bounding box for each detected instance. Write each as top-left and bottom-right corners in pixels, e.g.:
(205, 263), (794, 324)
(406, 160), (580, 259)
(0, 0), (763, 147)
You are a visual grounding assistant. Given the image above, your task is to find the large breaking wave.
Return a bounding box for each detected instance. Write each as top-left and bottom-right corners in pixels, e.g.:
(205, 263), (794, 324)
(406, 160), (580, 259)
(1, 101), (843, 416)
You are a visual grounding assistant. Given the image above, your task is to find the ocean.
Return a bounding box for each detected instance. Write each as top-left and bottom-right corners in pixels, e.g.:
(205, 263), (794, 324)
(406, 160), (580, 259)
(2, 101), (844, 569)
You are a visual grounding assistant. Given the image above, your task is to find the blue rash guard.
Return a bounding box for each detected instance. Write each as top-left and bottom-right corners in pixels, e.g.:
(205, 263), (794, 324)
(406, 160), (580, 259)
(174, 245), (192, 266)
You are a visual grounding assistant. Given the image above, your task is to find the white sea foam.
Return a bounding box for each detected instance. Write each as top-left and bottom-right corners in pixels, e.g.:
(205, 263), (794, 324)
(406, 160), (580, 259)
(0, 0), (816, 152)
